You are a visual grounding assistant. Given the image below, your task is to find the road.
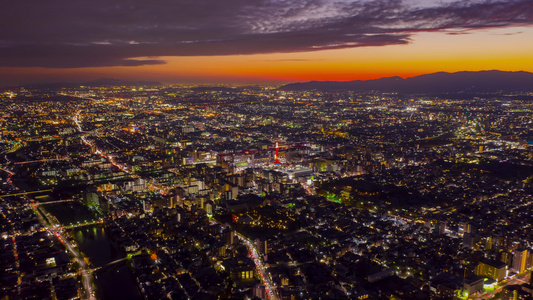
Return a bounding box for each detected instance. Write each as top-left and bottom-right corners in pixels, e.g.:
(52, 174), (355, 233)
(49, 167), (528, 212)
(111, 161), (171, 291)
(236, 232), (279, 300)
(31, 203), (97, 300)
(471, 272), (531, 300)
(76, 104), (279, 299)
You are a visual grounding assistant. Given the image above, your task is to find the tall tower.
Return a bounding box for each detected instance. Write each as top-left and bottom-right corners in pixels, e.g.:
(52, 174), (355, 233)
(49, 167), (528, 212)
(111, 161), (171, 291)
(275, 142), (280, 164)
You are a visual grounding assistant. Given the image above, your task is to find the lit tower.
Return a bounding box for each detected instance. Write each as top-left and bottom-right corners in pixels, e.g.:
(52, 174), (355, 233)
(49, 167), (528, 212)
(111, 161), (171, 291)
(274, 142), (280, 165)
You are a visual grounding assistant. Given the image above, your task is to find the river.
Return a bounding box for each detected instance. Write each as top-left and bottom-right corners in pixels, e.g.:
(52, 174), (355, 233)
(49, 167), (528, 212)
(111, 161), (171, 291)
(70, 226), (143, 300)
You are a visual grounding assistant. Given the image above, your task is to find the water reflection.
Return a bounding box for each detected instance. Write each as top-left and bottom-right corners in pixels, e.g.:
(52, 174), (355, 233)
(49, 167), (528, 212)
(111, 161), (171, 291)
(70, 226), (142, 300)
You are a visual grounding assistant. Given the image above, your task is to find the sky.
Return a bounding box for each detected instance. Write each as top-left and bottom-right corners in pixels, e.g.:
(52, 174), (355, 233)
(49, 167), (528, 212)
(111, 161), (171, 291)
(1, 0), (532, 86)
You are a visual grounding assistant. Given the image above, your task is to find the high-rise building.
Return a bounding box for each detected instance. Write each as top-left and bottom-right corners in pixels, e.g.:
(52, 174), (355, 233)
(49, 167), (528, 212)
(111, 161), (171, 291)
(438, 220), (447, 235)
(501, 285), (530, 300)
(527, 250), (533, 270)
(512, 248), (528, 274)
(225, 228), (235, 246)
(253, 284), (267, 299)
(255, 238), (268, 255)
(463, 233), (477, 249)
(458, 222), (472, 237)
(486, 236), (493, 250)
(500, 250), (513, 267)
(274, 142), (280, 164)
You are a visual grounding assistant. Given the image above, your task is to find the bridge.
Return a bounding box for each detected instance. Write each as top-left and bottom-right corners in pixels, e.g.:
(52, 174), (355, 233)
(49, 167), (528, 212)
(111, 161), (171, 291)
(14, 157), (70, 165)
(60, 219), (104, 230)
(0, 189), (53, 198)
(90, 257), (129, 272)
(33, 199), (75, 206)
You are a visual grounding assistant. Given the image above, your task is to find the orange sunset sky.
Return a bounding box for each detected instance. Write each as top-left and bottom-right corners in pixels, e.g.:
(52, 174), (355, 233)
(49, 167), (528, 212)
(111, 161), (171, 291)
(1, 0), (532, 86)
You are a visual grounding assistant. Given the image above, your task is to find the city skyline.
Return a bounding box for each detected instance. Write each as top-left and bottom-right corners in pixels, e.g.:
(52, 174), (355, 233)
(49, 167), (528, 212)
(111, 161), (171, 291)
(2, 1), (533, 298)
(1, 0), (533, 86)
(2, 84), (533, 300)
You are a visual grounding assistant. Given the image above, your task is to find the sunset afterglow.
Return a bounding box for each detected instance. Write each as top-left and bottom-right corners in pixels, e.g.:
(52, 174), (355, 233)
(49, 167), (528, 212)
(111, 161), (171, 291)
(1, 0), (532, 85)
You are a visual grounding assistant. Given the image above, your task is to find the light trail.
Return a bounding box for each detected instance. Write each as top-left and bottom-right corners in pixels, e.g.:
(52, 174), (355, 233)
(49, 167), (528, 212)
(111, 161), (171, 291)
(0, 167), (14, 176)
(236, 233), (279, 300)
(31, 203), (96, 300)
(73, 109), (84, 132)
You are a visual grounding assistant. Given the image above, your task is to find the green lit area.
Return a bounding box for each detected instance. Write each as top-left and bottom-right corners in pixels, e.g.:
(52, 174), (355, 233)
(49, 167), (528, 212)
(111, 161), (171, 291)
(326, 192), (343, 204)
(457, 289), (469, 300)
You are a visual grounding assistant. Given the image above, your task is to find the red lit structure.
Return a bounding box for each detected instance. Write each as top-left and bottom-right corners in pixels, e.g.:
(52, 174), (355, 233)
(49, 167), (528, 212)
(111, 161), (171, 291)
(274, 142), (280, 164)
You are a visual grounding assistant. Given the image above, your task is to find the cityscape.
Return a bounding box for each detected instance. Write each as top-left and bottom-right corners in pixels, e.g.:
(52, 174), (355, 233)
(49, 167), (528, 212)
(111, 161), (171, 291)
(1, 80), (532, 299)
(1, 0), (533, 300)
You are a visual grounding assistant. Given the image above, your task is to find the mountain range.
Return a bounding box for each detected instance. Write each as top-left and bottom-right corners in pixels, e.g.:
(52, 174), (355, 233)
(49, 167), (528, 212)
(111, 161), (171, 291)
(279, 71), (533, 94)
(7, 71), (533, 95)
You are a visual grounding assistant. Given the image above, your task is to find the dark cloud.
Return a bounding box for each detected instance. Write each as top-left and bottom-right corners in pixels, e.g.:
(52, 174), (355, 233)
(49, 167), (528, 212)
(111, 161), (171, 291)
(263, 59), (325, 62)
(0, 0), (531, 68)
(491, 31), (524, 35)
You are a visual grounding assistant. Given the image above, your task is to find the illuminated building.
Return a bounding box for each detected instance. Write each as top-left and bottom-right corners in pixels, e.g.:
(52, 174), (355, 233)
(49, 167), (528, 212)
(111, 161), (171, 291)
(274, 142), (280, 164)
(475, 259), (507, 282)
(463, 275), (484, 297)
(458, 222), (472, 237)
(512, 248), (528, 274)
(501, 285), (532, 300)
(438, 220), (446, 235)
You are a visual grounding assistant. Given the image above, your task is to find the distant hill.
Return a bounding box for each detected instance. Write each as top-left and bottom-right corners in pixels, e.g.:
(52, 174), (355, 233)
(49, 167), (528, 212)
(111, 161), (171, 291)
(279, 71), (533, 94)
